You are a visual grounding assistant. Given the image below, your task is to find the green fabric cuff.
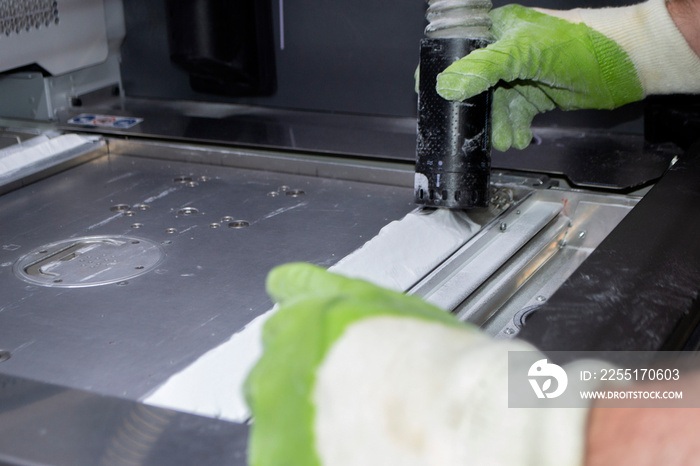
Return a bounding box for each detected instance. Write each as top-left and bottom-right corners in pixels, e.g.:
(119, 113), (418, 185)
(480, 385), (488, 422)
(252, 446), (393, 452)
(587, 28), (644, 107)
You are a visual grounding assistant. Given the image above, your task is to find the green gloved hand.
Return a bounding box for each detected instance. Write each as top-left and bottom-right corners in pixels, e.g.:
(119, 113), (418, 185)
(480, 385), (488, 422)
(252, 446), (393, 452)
(245, 263), (591, 466)
(437, 0), (700, 151)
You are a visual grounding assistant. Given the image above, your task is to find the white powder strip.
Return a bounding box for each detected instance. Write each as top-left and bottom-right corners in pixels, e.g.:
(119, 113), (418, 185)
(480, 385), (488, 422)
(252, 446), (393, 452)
(142, 208), (481, 422)
(143, 310), (275, 422)
(330, 208), (480, 290)
(0, 134), (99, 177)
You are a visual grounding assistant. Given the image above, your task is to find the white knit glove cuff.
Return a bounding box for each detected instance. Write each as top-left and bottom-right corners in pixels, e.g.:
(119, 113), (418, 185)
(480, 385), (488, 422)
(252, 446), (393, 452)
(313, 317), (593, 466)
(539, 0), (700, 95)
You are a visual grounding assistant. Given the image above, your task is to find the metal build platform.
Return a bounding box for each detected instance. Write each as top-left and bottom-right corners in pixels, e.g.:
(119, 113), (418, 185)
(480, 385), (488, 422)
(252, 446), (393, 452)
(2, 129), (697, 465)
(0, 137), (416, 401)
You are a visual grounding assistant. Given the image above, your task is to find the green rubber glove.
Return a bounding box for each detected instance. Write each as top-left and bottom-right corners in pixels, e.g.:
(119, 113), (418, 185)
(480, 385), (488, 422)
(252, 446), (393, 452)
(437, 5), (642, 151)
(245, 263), (462, 466)
(245, 263), (590, 466)
(436, 0), (700, 151)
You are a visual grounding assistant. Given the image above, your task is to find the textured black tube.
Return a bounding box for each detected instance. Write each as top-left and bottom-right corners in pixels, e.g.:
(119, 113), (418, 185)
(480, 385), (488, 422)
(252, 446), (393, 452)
(415, 37), (492, 209)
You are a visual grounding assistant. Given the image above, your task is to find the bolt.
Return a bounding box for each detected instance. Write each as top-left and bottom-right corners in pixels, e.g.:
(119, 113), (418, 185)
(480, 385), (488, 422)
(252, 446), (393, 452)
(228, 221), (250, 229)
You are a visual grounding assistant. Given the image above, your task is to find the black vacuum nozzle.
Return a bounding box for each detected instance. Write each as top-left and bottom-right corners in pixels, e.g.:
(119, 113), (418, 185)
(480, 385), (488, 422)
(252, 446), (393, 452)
(415, 37), (492, 209)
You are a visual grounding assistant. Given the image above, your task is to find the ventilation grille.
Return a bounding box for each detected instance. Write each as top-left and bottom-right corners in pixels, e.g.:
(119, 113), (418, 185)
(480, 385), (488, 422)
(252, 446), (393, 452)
(0, 0), (59, 37)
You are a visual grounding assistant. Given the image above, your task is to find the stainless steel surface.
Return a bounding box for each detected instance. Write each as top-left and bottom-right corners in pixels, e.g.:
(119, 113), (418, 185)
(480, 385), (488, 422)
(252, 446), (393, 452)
(61, 103), (420, 162)
(456, 214), (571, 325)
(106, 137), (415, 187)
(0, 142), (415, 400)
(409, 198), (565, 309)
(409, 187), (640, 337)
(0, 373), (248, 466)
(14, 235), (164, 288)
(482, 193), (638, 337)
(56, 101), (677, 192)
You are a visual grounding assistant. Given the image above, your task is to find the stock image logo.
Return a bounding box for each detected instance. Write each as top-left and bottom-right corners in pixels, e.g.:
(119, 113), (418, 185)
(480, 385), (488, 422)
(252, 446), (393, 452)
(528, 359), (568, 399)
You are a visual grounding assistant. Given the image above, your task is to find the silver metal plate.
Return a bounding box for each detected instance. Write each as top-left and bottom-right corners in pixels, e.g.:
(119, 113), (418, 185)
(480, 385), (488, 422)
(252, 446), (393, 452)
(0, 145), (415, 400)
(14, 235), (164, 288)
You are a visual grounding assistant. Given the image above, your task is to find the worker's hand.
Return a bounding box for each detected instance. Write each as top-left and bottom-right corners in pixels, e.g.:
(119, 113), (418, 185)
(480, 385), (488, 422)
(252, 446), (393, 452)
(437, 0), (700, 151)
(245, 263), (590, 466)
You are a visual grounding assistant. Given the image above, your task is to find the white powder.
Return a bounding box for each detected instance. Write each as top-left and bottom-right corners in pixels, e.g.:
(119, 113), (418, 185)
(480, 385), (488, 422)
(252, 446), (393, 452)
(142, 208), (481, 421)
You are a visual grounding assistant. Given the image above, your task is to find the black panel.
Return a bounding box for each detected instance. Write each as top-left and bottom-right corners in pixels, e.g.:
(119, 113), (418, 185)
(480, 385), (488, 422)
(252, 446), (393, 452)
(120, 0), (640, 120)
(164, 0), (276, 96)
(493, 129), (680, 192)
(0, 374), (248, 465)
(645, 95), (700, 150)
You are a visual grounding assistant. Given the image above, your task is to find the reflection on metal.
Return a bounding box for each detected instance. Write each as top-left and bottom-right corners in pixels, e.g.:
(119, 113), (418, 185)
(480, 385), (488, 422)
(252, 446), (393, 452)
(409, 188), (639, 337)
(0, 139), (416, 402)
(14, 236), (164, 288)
(454, 214), (571, 326)
(409, 199), (565, 309)
(0, 374), (248, 465)
(0, 133), (106, 195)
(105, 138), (415, 188)
(98, 404), (176, 466)
(110, 204), (130, 212)
(177, 207), (199, 216)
